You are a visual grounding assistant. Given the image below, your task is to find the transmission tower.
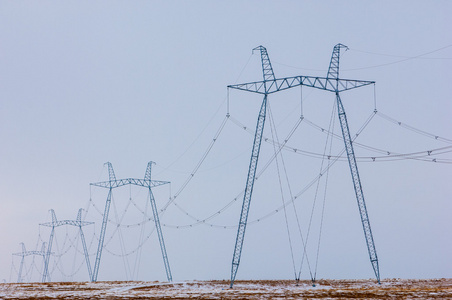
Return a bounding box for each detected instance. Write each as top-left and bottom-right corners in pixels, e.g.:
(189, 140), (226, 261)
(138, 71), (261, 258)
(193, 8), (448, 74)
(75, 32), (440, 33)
(40, 208), (94, 282)
(90, 162), (172, 282)
(12, 242), (47, 283)
(227, 44), (380, 287)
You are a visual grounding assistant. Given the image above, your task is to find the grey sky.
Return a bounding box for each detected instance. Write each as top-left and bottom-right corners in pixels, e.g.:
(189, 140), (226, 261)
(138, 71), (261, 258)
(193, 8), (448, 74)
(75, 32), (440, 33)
(0, 1), (451, 282)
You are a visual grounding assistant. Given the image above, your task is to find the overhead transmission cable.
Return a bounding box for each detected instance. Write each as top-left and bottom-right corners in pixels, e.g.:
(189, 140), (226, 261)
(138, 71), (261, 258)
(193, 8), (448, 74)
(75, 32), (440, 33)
(69, 227), (80, 281)
(299, 100), (337, 284)
(160, 115), (229, 212)
(344, 44), (452, 71)
(88, 188), (159, 258)
(167, 115), (303, 228)
(111, 193), (132, 280)
(273, 100), (314, 282)
(349, 44), (452, 60)
(157, 54), (255, 210)
(22, 263), (31, 282)
(302, 114), (452, 163)
(156, 102), (229, 175)
(156, 54), (253, 176)
(135, 102), (450, 230)
(133, 189), (150, 280)
(291, 115), (452, 163)
(272, 44), (452, 72)
(376, 111), (452, 144)
(101, 227), (157, 258)
(242, 106), (375, 226)
(268, 101), (315, 282)
(230, 112), (387, 160)
(9, 257), (16, 283)
(81, 54), (256, 281)
(313, 99), (336, 283)
(268, 102), (297, 280)
(155, 107), (373, 230)
(89, 209), (155, 257)
(255, 108), (374, 224)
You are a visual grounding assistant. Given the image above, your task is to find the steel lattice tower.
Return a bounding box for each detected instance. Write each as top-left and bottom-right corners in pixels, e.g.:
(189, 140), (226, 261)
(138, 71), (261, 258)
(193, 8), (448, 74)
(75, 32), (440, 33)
(90, 162), (172, 282)
(12, 242), (47, 283)
(228, 44), (380, 287)
(40, 209), (94, 282)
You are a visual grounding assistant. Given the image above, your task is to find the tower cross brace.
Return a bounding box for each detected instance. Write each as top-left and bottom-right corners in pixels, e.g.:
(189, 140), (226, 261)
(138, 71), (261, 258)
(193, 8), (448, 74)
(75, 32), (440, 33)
(227, 44), (380, 287)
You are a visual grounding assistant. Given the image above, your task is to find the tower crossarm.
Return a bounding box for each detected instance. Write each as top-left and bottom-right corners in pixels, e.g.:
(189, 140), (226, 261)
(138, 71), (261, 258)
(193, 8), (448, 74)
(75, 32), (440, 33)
(90, 178), (170, 189)
(228, 76), (374, 94)
(40, 220), (94, 227)
(13, 250), (47, 256)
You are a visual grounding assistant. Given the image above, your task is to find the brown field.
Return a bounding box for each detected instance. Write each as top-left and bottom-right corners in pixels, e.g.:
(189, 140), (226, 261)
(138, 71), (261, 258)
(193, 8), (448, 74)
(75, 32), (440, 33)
(1, 278), (451, 299)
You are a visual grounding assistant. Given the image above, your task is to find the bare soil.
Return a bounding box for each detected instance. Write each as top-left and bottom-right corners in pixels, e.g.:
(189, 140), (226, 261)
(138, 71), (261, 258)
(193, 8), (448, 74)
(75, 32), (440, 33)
(1, 278), (451, 299)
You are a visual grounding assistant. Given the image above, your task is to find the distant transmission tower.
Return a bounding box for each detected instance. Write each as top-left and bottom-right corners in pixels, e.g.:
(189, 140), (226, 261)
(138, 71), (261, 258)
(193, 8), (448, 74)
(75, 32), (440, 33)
(227, 44), (379, 287)
(90, 161), (172, 282)
(40, 208), (94, 282)
(12, 242), (46, 283)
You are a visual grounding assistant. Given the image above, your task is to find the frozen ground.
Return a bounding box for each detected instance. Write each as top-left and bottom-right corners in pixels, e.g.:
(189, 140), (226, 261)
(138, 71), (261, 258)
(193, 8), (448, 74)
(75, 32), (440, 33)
(1, 278), (451, 299)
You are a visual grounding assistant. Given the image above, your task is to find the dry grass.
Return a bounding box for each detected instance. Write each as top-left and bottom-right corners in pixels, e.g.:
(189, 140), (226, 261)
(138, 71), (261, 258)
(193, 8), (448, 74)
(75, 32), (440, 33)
(1, 278), (451, 299)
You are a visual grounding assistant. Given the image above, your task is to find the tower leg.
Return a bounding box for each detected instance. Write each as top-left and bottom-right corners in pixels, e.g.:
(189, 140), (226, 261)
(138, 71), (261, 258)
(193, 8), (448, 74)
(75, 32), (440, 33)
(230, 95), (268, 288)
(17, 256), (24, 283)
(92, 188), (112, 282)
(79, 226), (93, 281)
(149, 188), (172, 282)
(42, 227), (55, 282)
(336, 93), (380, 283)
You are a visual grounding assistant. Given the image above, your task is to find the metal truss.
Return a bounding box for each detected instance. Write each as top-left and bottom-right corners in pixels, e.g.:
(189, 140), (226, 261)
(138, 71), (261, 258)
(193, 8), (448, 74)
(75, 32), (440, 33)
(254, 45), (276, 82)
(230, 94), (267, 287)
(228, 75), (374, 95)
(336, 92), (380, 282)
(327, 43), (380, 283)
(228, 44), (380, 287)
(327, 43), (349, 80)
(90, 162), (172, 282)
(13, 242), (47, 283)
(90, 178), (169, 189)
(40, 209), (94, 282)
(230, 46), (272, 288)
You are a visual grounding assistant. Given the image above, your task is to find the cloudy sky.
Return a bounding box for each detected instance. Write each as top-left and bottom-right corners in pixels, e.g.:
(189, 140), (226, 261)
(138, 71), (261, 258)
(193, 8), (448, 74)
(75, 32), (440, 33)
(0, 1), (451, 283)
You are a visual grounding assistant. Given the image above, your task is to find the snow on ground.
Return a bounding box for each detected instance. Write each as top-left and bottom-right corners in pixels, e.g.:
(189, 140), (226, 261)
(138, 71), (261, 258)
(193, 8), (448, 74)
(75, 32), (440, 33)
(1, 278), (451, 299)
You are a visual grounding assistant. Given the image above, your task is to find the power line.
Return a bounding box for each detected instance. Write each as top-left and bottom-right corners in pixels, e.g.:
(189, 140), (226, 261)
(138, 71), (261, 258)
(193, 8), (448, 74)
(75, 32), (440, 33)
(272, 44), (452, 72)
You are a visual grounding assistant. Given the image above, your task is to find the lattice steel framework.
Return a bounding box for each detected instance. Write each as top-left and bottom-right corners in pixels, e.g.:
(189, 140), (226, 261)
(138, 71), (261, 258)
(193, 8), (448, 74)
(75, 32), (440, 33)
(90, 162), (172, 282)
(229, 46), (272, 288)
(40, 208), (94, 282)
(328, 44), (380, 284)
(12, 242), (47, 283)
(228, 44), (380, 287)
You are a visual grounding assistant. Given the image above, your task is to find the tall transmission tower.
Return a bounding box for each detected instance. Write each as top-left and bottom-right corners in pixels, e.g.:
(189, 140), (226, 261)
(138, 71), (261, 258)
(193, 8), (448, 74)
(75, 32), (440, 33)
(12, 242), (47, 283)
(227, 44), (380, 287)
(40, 208), (94, 282)
(90, 162), (172, 282)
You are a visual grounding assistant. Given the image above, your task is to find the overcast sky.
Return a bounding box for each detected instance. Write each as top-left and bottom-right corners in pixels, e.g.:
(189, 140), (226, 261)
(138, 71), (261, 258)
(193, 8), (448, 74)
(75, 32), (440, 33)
(0, 1), (451, 283)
